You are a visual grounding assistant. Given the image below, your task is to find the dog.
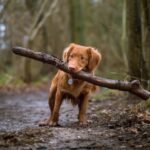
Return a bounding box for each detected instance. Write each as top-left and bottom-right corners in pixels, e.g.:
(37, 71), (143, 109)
(39, 43), (101, 126)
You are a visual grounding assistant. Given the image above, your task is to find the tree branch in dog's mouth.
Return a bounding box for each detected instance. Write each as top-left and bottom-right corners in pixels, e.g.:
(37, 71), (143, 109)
(12, 47), (150, 100)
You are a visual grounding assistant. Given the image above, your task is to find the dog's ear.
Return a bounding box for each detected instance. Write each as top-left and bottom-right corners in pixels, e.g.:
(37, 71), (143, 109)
(63, 43), (74, 62)
(87, 48), (102, 72)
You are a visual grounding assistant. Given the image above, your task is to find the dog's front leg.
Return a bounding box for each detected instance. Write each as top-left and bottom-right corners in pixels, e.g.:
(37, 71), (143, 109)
(49, 89), (63, 126)
(78, 94), (89, 125)
(38, 83), (56, 126)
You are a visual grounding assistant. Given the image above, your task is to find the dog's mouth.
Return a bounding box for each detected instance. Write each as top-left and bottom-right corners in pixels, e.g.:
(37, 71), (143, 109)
(82, 67), (89, 72)
(69, 68), (88, 73)
(67, 67), (88, 85)
(67, 61), (89, 73)
(68, 66), (80, 73)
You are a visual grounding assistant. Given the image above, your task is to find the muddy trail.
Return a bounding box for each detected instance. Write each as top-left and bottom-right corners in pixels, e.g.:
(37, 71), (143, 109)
(0, 88), (149, 150)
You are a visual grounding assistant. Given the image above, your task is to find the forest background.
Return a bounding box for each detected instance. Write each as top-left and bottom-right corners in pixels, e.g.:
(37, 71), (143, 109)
(0, 0), (149, 91)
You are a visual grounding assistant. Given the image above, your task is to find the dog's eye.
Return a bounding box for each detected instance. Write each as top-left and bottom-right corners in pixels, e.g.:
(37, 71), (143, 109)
(70, 55), (73, 58)
(81, 56), (87, 61)
(81, 56), (84, 60)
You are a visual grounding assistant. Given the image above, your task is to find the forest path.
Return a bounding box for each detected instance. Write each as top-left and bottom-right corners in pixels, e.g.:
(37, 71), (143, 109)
(0, 88), (149, 150)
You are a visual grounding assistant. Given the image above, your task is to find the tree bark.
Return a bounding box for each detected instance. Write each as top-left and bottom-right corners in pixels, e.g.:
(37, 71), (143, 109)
(126, 0), (148, 88)
(121, 0), (128, 68)
(12, 47), (150, 100)
(69, 0), (85, 44)
(141, 0), (150, 90)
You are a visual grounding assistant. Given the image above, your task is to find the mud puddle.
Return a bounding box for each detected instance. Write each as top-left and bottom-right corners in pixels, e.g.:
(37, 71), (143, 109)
(0, 89), (149, 149)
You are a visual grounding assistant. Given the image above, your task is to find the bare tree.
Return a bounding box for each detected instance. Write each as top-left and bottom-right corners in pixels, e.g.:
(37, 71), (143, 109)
(22, 0), (59, 82)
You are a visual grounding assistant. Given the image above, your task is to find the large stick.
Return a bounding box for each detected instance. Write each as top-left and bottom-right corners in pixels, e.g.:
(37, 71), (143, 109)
(12, 47), (150, 100)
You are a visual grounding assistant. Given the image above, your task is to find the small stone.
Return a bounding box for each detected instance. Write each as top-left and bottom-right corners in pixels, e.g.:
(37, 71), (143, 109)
(118, 136), (124, 141)
(91, 107), (95, 111)
(91, 114), (98, 119)
(142, 132), (148, 138)
(108, 124), (115, 129)
(135, 145), (143, 148)
(87, 120), (93, 123)
(120, 145), (126, 149)
(35, 144), (47, 150)
(88, 128), (92, 132)
(77, 136), (81, 139)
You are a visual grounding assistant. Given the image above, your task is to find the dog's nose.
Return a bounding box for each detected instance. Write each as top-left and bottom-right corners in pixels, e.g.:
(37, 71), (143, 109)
(68, 66), (76, 72)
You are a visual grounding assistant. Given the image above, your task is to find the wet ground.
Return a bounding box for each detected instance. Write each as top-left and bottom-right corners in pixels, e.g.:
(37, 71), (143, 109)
(0, 88), (150, 150)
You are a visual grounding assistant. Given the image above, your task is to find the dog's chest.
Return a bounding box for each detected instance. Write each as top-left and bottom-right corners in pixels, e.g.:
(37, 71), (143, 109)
(61, 79), (85, 98)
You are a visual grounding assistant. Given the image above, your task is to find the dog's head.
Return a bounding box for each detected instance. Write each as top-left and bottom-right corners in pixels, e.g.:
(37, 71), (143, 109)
(63, 43), (101, 73)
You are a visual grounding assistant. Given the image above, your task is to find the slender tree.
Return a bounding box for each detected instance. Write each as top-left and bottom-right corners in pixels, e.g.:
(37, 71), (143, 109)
(125, 0), (148, 88)
(141, 0), (150, 89)
(23, 0), (38, 82)
(69, 0), (85, 44)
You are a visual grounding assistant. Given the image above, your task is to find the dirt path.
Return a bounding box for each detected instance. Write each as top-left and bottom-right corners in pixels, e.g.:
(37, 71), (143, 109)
(0, 89), (149, 150)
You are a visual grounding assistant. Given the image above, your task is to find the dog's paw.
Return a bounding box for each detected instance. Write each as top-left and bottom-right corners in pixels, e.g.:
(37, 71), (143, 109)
(79, 121), (87, 127)
(38, 119), (49, 126)
(49, 121), (59, 127)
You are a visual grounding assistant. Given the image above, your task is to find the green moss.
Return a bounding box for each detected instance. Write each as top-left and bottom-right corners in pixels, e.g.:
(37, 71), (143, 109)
(0, 71), (25, 87)
(0, 73), (13, 85)
(93, 88), (120, 100)
(137, 99), (150, 110)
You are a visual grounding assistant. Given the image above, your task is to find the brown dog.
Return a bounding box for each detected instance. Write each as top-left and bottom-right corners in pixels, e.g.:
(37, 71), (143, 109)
(39, 43), (101, 126)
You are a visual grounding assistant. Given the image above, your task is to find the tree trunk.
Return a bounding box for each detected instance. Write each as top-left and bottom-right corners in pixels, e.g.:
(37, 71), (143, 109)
(121, 0), (128, 68)
(23, 0), (50, 82)
(23, 0), (38, 83)
(141, 0), (150, 90)
(22, 40), (33, 83)
(69, 0), (85, 44)
(126, 0), (148, 88)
